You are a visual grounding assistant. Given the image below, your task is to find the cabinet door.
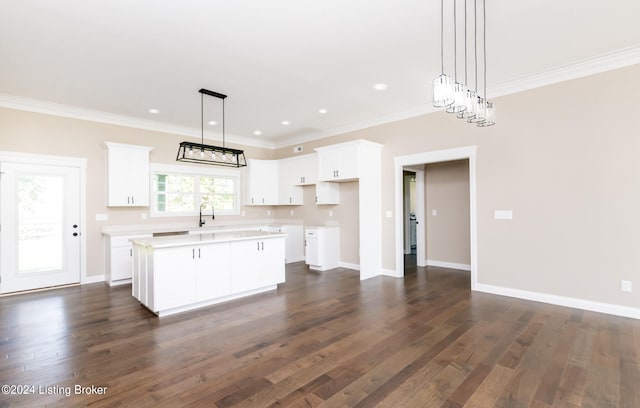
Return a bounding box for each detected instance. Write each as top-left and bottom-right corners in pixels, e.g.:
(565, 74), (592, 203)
(154, 247), (196, 311)
(315, 182), (340, 205)
(111, 246), (133, 281)
(195, 243), (230, 301)
(317, 149), (340, 181)
(229, 240), (261, 293)
(129, 148), (150, 206)
(261, 160), (279, 205)
(107, 146), (132, 206)
(305, 237), (320, 266)
(106, 143), (151, 207)
(262, 238), (285, 284)
(245, 159), (278, 205)
(229, 238), (285, 293)
(336, 145), (359, 180)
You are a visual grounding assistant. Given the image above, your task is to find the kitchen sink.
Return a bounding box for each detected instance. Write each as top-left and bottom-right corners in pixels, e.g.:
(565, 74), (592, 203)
(152, 231), (189, 237)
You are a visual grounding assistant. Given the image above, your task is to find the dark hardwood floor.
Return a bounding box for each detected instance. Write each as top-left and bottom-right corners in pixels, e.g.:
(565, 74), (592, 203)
(1, 262), (639, 407)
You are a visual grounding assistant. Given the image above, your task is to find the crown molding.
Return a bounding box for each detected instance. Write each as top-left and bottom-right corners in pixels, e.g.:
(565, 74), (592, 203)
(488, 45), (640, 99)
(0, 94), (275, 150)
(2, 45), (639, 151)
(274, 45), (640, 149)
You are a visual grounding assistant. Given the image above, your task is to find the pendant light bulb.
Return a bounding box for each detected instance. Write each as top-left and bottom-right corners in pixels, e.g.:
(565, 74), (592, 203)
(433, 0), (454, 108)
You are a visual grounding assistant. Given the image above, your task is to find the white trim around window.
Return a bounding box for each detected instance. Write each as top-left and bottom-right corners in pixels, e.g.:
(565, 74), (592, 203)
(149, 163), (242, 218)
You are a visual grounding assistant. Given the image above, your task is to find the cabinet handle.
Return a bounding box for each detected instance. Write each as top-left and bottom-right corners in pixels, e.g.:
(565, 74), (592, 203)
(336, 170), (339, 178)
(192, 248), (195, 259)
(261, 242), (264, 251)
(252, 197), (254, 204)
(289, 197), (292, 204)
(127, 196), (130, 204)
(130, 248), (132, 257)
(198, 248), (201, 258)
(315, 196), (318, 203)
(262, 197), (265, 204)
(131, 196), (134, 205)
(257, 242), (260, 251)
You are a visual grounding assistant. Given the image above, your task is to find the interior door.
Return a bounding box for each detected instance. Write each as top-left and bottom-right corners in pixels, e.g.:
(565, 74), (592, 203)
(0, 162), (81, 293)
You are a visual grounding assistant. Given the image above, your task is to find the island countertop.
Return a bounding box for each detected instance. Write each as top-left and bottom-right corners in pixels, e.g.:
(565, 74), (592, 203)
(131, 230), (287, 249)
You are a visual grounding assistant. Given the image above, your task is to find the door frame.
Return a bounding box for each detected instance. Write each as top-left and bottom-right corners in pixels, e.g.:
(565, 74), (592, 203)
(393, 146), (477, 289)
(0, 151), (87, 286)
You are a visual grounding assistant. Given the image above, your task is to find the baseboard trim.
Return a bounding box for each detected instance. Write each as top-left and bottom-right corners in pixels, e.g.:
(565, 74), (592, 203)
(476, 283), (640, 320)
(339, 262), (360, 271)
(381, 268), (403, 278)
(83, 275), (105, 284)
(426, 260), (471, 271)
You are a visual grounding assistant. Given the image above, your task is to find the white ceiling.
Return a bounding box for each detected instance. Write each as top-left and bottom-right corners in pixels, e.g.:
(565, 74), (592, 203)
(1, 0), (640, 148)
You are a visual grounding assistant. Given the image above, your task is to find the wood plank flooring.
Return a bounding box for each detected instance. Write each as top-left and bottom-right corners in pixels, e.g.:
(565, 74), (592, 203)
(1, 262), (639, 407)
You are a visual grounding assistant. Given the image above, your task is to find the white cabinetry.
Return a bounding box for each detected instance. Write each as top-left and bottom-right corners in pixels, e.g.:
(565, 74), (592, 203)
(305, 226), (340, 271)
(267, 225), (304, 263)
(244, 159), (279, 205)
(283, 154), (317, 186)
(230, 237), (285, 293)
(317, 143), (360, 181)
(105, 142), (153, 206)
(132, 234), (285, 316)
(315, 182), (340, 205)
(105, 234), (151, 286)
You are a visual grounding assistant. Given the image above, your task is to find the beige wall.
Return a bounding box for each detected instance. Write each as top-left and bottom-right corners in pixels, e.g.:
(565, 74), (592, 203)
(3, 63), (640, 311)
(273, 63), (640, 310)
(0, 108), (275, 279)
(425, 159), (470, 266)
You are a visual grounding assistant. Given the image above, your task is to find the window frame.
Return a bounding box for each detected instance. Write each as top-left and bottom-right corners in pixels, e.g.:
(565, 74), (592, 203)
(149, 163), (241, 218)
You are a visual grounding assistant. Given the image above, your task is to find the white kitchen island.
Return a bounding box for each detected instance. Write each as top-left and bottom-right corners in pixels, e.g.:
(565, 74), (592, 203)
(131, 230), (286, 317)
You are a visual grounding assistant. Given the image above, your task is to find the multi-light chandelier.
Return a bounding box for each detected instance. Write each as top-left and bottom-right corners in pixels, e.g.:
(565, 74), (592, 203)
(176, 88), (247, 167)
(433, 0), (495, 126)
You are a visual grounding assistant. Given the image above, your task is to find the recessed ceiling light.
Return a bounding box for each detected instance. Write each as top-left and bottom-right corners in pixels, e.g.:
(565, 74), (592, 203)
(318, 108), (328, 114)
(148, 108), (160, 114)
(372, 83), (388, 91)
(281, 120), (290, 126)
(253, 130), (262, 136)
(208, 120), (217, 126)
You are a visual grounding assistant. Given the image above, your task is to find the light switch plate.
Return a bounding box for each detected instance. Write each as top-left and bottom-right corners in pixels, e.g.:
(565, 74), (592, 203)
(494, 210), (513, 220)
(95, 213), (108, 221)
(432, 209), (437, 216)
(385, 210), (393, 218)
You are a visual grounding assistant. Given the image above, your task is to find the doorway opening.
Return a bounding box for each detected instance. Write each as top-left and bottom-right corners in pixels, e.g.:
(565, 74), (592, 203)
(393, 146), (478, 289)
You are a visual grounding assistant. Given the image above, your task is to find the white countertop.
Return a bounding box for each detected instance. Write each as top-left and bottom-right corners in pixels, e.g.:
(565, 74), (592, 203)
(101, 220), (302, 236)
(131, 230), (287, 249)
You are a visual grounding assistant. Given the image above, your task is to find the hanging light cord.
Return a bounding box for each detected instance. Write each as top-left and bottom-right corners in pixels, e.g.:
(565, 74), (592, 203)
(474, 0), (478, 93)
(453, 0), (458, 82)
(463, 0), (467, 85)
(440, 0), (444, 74)
(483, 0), (487, 102)
(222, 98), (226, 148)
(200, 92), (204, 144)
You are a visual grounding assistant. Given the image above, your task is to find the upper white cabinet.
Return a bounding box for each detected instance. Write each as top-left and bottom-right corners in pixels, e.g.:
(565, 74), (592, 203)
(282, 154), (318, 186)
(244, 159), (279, 205)
(316, 143), (360, 182)
(106, 142), (153, 207)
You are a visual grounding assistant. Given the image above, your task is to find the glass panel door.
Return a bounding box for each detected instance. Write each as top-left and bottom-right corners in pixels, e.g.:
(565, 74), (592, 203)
(1, 162), (81, 293)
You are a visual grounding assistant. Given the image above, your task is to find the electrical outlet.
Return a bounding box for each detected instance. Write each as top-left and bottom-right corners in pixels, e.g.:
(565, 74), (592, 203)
(141, 213), (147, 220)
(329, 210), (333, 217)
(267, 210), (272, 216)
(621, 280), (632, 292)
(432, 209), (437, 216)
(290, 210), (294, 216)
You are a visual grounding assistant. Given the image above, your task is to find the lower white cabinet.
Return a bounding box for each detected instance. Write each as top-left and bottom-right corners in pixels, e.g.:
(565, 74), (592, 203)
(153, 243), (231, 311)
(132, 235), (285, 316)
(266, 225), (304, 263)
(230, 238), (285, 293)
(305, 226), (340, 271)
(105, 234), (152, 286)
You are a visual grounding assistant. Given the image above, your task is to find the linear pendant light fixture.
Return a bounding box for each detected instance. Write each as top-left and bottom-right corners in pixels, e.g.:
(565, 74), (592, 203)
(432, 0), (495, 127)
(176, 88), (247, 167)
